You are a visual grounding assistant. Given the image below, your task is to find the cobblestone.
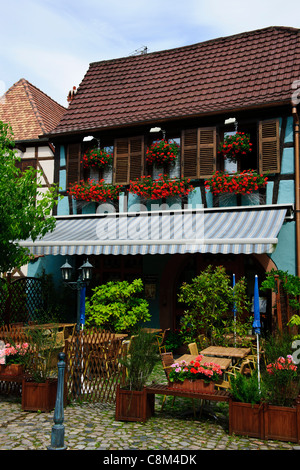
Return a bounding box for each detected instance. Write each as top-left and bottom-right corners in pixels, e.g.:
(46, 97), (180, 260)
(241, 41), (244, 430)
(0, 394), (299, 451)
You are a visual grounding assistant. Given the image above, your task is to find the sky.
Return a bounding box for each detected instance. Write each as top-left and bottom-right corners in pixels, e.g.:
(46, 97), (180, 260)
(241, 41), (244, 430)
(1, 0), (300, 107)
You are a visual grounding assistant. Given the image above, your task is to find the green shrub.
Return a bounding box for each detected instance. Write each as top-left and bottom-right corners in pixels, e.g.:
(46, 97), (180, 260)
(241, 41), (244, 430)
(85, 279), (150, 333)
(229, 372), (261, 404)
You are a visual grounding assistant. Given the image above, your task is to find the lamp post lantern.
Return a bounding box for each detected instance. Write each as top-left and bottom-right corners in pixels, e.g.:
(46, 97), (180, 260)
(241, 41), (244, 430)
(60, 258), (93, 332)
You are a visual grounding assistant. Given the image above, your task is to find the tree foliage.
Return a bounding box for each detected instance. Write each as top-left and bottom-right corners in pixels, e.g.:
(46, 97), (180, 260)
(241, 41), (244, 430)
(178, 265), (251, 344)
(85, 278), (151, 333)
(0, 121), (58, 273)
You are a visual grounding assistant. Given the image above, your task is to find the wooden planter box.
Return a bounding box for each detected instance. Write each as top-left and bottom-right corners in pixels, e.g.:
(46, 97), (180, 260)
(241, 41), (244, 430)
(22, 378), (58, 412)
(170, 379), (215, 394)
(229, 398), (300, 443)
(115, 385), (154, 422)
(0, 364), (23, 377)
(229, 399), (264, 439)
(264, 402), (300, 443)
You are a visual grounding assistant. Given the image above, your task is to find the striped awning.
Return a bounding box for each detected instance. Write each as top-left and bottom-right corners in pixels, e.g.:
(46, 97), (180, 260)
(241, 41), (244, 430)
(20, 205), (290, 256)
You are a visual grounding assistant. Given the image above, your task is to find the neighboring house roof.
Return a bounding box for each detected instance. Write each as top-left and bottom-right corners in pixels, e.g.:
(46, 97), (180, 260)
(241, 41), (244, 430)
(50, 26), (300, 137)
(0, 78), (66, 141)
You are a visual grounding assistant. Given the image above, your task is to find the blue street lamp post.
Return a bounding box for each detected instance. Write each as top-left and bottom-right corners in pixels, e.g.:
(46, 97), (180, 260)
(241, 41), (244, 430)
(60, 259), (94, 396)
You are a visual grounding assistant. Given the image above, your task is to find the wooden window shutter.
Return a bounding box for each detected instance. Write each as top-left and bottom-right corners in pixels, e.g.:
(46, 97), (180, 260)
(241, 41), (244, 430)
(199, 127), (216, 178)
(181, 127), (216, 178)
(259, 120), (280, 174)
(67, 143), (81, 186)
(15, 158), (37, 172)
(181, 128), (198, 178)
(114, 136), (144, 184)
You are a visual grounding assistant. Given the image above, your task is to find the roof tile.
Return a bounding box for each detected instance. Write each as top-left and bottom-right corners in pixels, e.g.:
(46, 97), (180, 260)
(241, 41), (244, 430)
(52, 27), (300, 136)
(0, 79), (66, 141)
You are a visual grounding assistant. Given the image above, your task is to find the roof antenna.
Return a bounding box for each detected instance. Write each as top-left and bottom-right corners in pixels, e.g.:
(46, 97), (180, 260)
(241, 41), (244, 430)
(129, 46), (148, 56)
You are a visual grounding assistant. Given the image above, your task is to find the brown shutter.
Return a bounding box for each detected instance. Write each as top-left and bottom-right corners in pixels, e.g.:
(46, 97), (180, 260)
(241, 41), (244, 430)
(181, 127), (216, 178)
(114, 136), (144, 184)
(67, 143), (81, 186)
(181, 128), (198, 178)
(259, 120), (280, 174)
(129, 137), (144, 181)
(15, 158), (37, 172)
(199, 127), (216, 178)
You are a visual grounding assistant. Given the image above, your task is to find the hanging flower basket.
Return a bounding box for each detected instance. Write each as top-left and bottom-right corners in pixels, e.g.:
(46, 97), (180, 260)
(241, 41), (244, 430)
(218, 132), (253, 163)
(129, 174), (194, 200)
(204, 170), (268, 196)
(68, 179), (123, 202)
(81, 148), (113, 169)
(146, 140), (179, 166)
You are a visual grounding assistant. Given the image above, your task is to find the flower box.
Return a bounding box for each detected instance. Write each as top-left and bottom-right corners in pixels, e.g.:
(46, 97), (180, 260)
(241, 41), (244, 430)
(115, 385), (154, 422)
(205, 170), (268, 196)
(0, 364), (24, 377)
(229, 399), (300, 443)
(171, 379), (215, 394)
(82, 147), (113, 170)
(229, 399), (264, 439)
(264, 402), (300, 443)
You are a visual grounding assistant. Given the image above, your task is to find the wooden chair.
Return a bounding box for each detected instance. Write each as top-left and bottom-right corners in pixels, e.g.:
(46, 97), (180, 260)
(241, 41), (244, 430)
(188, 342), (199, 355)
(160, 352), (176, 409)
(157, 328), (170, 354)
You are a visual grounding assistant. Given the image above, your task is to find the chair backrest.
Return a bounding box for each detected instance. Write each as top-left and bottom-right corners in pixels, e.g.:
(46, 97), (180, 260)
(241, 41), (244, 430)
(188, 342), (199, 355)
(160, 352), (174, 380)
(159, 328), (170, 347)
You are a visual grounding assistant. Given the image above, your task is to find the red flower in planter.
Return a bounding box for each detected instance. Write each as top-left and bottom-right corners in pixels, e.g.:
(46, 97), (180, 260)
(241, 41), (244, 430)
(81, 148), (113, 169)
(68, 179), (123, 202)
(129, 174), (194, 200)
(218, 132), (253, 163)
(204, 170), (268, 196)
(146, 140), (179, 166)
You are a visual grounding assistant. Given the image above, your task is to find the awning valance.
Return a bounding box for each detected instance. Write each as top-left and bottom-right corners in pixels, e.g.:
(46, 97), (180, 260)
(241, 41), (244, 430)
(20, 205), (291, 256)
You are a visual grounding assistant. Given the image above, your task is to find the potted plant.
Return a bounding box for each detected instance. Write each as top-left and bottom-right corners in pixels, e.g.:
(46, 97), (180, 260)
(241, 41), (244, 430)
(168, 355), (223, 393)
(115, 329), (159, 422)
(262, 355), (300, 443)
(67, 178), (123, 204)
(146, 140), (179, 167)
(81, 147), (113, 170)
(204, 170), (268, 196)
(218, 132), (252, 163)
(0, 341), (29, 376)
(228, 371), (264, 439)
(129, 174), (194, 200)
(229, 354), (300, 443)
(21, 326), (64, 412)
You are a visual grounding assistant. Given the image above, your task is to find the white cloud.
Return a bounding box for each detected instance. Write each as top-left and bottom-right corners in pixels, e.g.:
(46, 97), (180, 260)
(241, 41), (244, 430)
(0, 0), (300, 105)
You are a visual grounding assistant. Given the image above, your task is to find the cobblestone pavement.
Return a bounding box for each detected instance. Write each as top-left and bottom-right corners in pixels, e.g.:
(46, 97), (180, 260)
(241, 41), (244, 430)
(0, 395), (299, 452)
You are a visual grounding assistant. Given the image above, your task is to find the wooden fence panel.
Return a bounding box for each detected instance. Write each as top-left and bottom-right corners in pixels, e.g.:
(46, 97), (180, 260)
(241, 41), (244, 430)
(65, 329), (126, 404)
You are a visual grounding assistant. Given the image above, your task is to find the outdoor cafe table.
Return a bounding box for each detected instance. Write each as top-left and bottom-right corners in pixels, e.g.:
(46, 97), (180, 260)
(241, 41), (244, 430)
(200, 346), (251, 363)
(176, 354), (231, 371)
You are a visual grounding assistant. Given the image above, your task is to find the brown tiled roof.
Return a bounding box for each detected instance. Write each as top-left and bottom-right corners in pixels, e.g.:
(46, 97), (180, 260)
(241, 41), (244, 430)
(0, 79), (66, 141)
(51, 26), (300, 136)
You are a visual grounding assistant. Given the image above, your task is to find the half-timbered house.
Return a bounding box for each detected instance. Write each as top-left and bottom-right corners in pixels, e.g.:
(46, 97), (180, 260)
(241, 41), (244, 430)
(22, 27), (300, 332)
(0, 78), (66, 276)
